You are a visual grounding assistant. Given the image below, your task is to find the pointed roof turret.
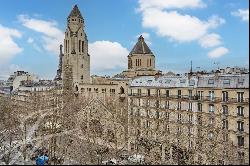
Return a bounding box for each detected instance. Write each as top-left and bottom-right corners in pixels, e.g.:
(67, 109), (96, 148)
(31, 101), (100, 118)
(68, 5), (83, 19)
(130, 35), (153, 55)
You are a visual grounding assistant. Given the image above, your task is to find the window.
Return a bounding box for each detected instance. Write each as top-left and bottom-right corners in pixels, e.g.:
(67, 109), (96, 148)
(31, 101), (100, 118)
(188, 102), (192, 111)
(94, 88), (98, 93)
(189, 80), (195, 86)
(180, 79), (186, 83)
(177, 102), (181, 110)
(198, 103), (202, 112)
(188, 90), (192, 99)
(177, 113), (182, 121)
(156, 89), (160, 97)
(82, 41), (84, 52)
(237, 121), (244, 131)
(198, 91), (203, 100)
(222, 105), (228, 114)
(81, 64), (84, 68)
(209, 104), (214, 113)
(165, 101), (169, 109)
(238, 78), (244, 85)
(222, 91), (228, 102)
(81, 75), (83, 80)
(208, 79), (214, 84)
(166, 90), (170, 97)
(223, 79), (230, 85)
(110, 89), (115, 94)
(166, 125), (170, 133)
(237, 92), (244, 102)
(222, 120), (228, 129)
(177, 127), (181, 134)
(166, 112), (170, 120)
(79, 40), (81, 52)
(147, 89), (151, 96)
(138, 89), (141, 96)
(208, 91), (215, 101)
(237, 136), (244, 146)
(237, 106), (244, 116)
(147, 80), (152, 84)
(189, 115), (193, 123)
(156, 100), (159, 108)
(102, 89), (106, 93)
(178, 90), (181, 98)
(209, 117), (214, 125)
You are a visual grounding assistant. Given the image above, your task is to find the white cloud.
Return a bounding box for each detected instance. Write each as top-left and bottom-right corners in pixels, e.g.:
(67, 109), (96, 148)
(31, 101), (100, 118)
(138, 0), (206, 11)
(141, 9), (225, 43)
(136, 32), (152, 45)
(207, 15), (226, 29)
(208, 47), (229, 58)
(137, 0), (228, 58)
(199, 33), (222, 48)
(0, 24), (23, 65)
(89, 41), (129, 72)
(142, 9), (210, 42)
(0, 64), (23, 80)
(18, 15), (64, 55)
(231, 9), (249, 22)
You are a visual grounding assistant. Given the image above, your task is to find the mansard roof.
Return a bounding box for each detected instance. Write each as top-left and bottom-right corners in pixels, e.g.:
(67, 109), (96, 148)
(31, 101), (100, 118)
(130, 35), (153, 55)
(68, 5), (83, 19)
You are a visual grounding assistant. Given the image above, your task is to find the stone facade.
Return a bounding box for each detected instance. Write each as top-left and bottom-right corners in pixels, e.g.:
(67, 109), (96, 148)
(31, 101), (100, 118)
(62, 5), (91, 89)
(121, 35), (162, 78)
(128, 74), (249, 164)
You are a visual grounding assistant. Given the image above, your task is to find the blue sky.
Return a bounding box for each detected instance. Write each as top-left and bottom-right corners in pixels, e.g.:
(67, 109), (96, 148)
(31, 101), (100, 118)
(0, 0), (249, 79)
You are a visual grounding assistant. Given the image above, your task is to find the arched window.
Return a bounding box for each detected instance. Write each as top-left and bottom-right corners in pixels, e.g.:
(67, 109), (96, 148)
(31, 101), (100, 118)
(65, 40), (67, 53)
(79, 40), (81, 53)
(120, 87), (125, 94)
(75, 85), (78, 91)
(82, 41), (84, 52)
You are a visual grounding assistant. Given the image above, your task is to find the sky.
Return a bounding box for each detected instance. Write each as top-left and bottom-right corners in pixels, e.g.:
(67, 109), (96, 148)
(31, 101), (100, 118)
(0, 0), (249, 80)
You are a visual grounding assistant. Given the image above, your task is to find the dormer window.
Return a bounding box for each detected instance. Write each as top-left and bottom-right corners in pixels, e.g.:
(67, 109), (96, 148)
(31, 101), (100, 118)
(180, 79), (186, 83)
(189, 80), (195, 86)
(223, 79), (230, 85)
(208, 79), (214, 85)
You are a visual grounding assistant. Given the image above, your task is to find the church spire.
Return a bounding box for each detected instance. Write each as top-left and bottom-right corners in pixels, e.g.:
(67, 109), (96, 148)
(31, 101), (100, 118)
(68, 4), (83, 19)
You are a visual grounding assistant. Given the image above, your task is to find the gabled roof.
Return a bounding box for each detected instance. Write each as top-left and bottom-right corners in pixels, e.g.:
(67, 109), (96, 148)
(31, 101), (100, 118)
(130, 35), (153, 55)
(68, 5), (83, 19)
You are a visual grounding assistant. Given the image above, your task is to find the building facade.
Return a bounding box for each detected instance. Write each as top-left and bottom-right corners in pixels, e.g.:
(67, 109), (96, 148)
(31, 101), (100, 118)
(128, 74), (249, 164)
(62, 5), (91, 89)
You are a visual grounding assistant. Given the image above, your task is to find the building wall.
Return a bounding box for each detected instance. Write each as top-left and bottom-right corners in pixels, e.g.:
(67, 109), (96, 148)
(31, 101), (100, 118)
(62, 13), (90, 86)
(127, 74), (249, 164)
(129, 54), (155, 71)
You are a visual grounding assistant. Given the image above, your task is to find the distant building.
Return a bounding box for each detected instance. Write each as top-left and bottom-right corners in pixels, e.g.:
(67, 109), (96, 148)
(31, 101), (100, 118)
(6, 71), (38, 92)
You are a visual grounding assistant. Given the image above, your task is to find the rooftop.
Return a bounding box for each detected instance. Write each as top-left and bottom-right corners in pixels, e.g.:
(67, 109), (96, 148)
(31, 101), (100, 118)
(130, 35), (153, 55)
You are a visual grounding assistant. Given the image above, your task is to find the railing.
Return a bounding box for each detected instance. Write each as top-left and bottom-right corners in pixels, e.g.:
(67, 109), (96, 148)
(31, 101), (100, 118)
(128, 93), (249, 104)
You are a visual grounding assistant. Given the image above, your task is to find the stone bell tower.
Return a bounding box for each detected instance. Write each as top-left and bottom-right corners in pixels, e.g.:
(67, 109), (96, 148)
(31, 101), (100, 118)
(62, 5), (90, 90)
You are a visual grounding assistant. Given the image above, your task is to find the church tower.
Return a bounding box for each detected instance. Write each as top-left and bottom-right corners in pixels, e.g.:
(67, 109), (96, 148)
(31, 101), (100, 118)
(62, 5), (90, 90)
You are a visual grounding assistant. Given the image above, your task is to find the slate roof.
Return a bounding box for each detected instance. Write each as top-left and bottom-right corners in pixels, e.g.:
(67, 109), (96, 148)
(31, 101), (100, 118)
(129, 74), (249, 88)
(130, 35), (153, 55)
(68, 5), (83, 19)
